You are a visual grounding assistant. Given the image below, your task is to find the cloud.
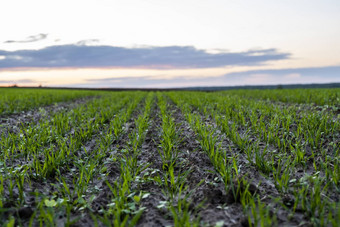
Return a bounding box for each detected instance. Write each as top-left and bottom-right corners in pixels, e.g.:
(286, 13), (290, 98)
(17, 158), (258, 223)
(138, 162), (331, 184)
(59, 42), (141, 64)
(87, 75), (182, 85)
(79, 65), (340, 88)
(0, 79), (38, 84)
(4, 33), (48, 44)
(0, 44), (289, 69)
(222, 66), (340, 79)
(73, 75), (216, 88)
(217, 66), (340, 85)
(76, 39), (100, 46)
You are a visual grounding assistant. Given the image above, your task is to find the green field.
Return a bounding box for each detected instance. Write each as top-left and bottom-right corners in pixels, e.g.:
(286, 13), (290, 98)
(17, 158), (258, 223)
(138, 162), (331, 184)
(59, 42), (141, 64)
(0, 88), (339, 226)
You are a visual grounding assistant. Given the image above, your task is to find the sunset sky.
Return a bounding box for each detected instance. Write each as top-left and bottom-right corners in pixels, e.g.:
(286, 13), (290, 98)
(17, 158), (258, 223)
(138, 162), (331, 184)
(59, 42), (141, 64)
(0, 0), (339, 88)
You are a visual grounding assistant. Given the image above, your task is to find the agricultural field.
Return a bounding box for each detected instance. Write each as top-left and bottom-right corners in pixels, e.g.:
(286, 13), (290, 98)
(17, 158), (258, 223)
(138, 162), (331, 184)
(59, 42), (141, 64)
(0, 88), (339, 226)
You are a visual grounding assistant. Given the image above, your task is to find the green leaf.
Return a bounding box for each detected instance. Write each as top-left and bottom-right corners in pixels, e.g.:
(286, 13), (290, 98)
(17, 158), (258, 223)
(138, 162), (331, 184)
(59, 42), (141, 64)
(133, 195), (141, 203)
(215, 221), (224, 227)
(44, 199), (57, 207)
(6, 216), (15, 227)
(289, 179), (297, 183)
(142, 193), (150, 199)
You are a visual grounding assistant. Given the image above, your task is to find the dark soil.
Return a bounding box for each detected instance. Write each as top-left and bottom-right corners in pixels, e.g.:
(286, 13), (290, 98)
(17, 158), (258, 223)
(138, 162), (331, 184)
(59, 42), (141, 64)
(0, 95), (338, 226)
(0, 97), (96, 136)
(0, 97), (140, 226)
(186, 105), (339, 226)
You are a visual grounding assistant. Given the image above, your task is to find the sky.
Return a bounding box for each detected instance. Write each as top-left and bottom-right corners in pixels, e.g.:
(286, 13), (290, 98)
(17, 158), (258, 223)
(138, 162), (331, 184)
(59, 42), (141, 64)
(0, 0), (339, 88)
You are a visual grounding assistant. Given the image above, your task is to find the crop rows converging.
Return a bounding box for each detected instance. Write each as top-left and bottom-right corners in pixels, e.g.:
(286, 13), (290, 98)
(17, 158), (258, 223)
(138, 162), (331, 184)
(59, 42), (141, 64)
(0, 88), (339, 226)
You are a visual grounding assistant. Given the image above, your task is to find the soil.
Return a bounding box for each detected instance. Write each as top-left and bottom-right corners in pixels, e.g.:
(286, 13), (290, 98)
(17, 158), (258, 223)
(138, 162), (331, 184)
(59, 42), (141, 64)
(0, 95), (338, 226)
(186, 103), (339, 226)
(0, 97), (96, 136)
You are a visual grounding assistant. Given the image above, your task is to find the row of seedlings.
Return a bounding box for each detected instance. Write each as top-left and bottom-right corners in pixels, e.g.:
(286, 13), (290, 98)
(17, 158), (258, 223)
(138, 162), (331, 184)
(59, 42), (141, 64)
(156, 94), (201, 226)
(168, 93), (276, 226)
(219, 88), (340, 106)
(0, 92), (144, 225)
(49, 92), (146, 226)
(169, 91), (339, 226)
(91, 93), (155, 226)
(0, 88), (102, 115)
